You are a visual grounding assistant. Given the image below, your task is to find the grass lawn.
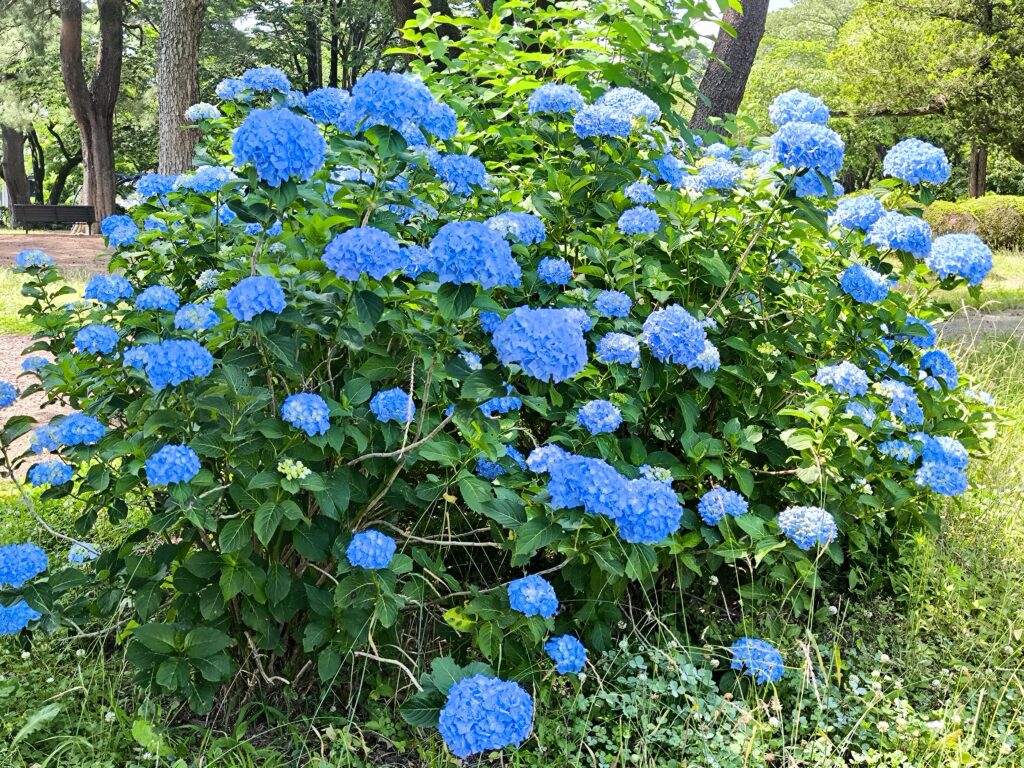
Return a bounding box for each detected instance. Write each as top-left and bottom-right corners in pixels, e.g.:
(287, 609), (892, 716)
(938, 249), (1024, 312)
(0, 337), (1023, 766)
(0, 268), (85, 335)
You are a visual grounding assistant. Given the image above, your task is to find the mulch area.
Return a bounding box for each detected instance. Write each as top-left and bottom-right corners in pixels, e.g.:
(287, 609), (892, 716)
(0, 232), (110, 275)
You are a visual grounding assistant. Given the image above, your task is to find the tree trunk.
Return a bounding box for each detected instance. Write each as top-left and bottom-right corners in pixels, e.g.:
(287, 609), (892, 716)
(328, 0), (339, 88)
(304, 0), (323, 90)
(49, 151), (83, 205)
(27, 129), (46, 204)
(1, 127), (31, 227)
(158, 0), (208, 174)
(968, 143), (987, 198)
(690, 0), (770, 132)
(59, 0), (124, 222)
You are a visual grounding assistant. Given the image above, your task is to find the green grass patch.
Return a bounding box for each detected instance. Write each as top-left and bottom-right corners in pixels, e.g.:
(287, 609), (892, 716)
(937, 249), (1024, 312)
(0, 268), (84, 335)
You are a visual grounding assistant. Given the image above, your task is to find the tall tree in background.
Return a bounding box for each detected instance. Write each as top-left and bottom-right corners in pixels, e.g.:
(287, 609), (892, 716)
(59, 0), (124, 221)
(1, 127), (30, 224)
(690, 0), (770, 131)
(157, 0), (208, 173)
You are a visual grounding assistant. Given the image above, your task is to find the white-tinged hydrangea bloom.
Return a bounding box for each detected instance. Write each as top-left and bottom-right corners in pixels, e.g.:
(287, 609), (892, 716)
(697, 487), (748, 525)
(527, 83), (584, 114)
(815, 361), (870, 396)
(487, 212), (546, 244)
(184, 102), (220, 121)
(777, 506), (837, 550)
(577, 399), (622, 434)
(768, 89), (830, 127)
(830, 194), (884, 231)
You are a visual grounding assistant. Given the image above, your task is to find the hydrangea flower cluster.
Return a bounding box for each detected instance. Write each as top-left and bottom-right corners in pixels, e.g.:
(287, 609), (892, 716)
(577, 399), (623, 434)
(305, 87), (350, 123)
(370, 388), (416, 423)
(323, 226), (402, 281)
(596, 332), (640, 366)
(438, 675), (534, 759)
(486, 212), (546, 245)
(100, 215), (139, 247)
(346, 530), (397, 569)
(730, 637), (785, 683)
(768, 89), (830, 127)
(687, 159), (743, 192)
(145, 445), (201, 486)
(428, 221), (522, 289)
(479, 394), (522, 418)
(840, 264), (891, 304)
(135, 285), (180, 311)
(878, 379), (925, 426)
(174, 303), (219, 331)
(0, 381), (16, 407)
(138, 339), (214, 389)
(769, 121), (845, 178)
(492, 307), (587, 383)
(545, 635), (587, 674)
(594, 290), (632, 318)
(845, 401), (876, 427)
(866, 212), (932, 258)
(57, 413), (106, 446)
(14, 249), (54, 268)
(0, 601), (42, 635)
(573, 105), (632, 139)
(136, 173), (177, 199)
(175, 165), (233, 194)
(697, 487), (749, 525)
(226, 276), (286, 321)
(596, 87), (660, 122)
(84, 274), (134, 304)
(507, 574), (559, 618)
(281, 393), (331, 436)
(28, 459), (73, 487)
(815, 361), (869, 396)
(641, 305), (707, 366)
(925, 234), (993, 286)
(617, 206), (660, 235)
(879, 440), (919, 463)
(0, 543), (48, 588)
(624, 180), (657, 204)
(921, 349), (958, 389)
(912, 434), (970, 496)
(527, 83), (584, 114)
(431, 153), (487, 195)
(777, 506), (837, 550)
(536, 257), (572, 285)
(74, 324), (119, 355)
(232, 109), (326, 187)
(184, 102), (220, 121)
(831, 194), (884, 231)
(883, 138), (951, 185)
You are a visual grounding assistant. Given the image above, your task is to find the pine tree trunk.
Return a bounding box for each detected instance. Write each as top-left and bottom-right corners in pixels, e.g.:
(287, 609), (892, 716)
(59, 0), (124, 222)
(304, 0), (323, 90)
(1, 127), (31, 227)
(690, 0), (770, 132)
(158, 0), (208, 174)
(968, 143), (987, 198)
(328, 0), (339, 88)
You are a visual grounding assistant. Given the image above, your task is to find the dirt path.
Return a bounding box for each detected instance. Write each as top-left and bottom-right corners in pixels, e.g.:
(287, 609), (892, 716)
(0, 232), (110, 275)
(937, 309), (1024, 341)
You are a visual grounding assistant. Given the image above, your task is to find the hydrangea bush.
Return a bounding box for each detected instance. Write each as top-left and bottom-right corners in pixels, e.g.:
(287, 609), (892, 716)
(0, 0), (997, 758)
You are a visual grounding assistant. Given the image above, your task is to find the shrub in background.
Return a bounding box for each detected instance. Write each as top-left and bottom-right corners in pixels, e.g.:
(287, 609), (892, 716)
(0, 0), (998, 759)
(926, 195), (1024, 249)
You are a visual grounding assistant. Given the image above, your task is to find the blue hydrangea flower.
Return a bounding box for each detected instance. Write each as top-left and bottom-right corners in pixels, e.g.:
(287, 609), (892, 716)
(883, 138), (950, 185)
(840, 264), (891, 304)
(545, 635), (587, 674)
(218, 207), (237, 226)
(642, 305), (707, 367)
(421, 100), (458, 139)
(57, 413), (106, 446)
(240, 66), (290, 92)
(526, 444), (569, 473)
(697, 487), (749, 525)
(548, 454), (629, 518)
(346, 529), (396, 569)
(480, 394), (522, 418)
(184, 102), (220, 121)
(85, 274), (134, 304)
(323, 226), (402, 281)
(136, 173), (177, 199)
(14, 249), (54, 268)
(215, 77), (246, 100)
(431, 153), (487, 196)
(527, 83), (585, 114)
(226, 275), (286, 321)
(815, 361), (869, 396)
(476, 457), (507, 480)
(537, 257), (572, 285)
(687, 159), (743, 192)
(146, 445), (201, 486)
(68, 542), (100, 564)
(624, 180), (657, 204)
(793, 171), (841, 198)
(653, 153), (685, 187)
(577, 400), (622, 434)
(768, 89), (829, 127)
(770, 122), (844, 177)
(616, 478), (683, 544)
(232, 109), (326, 187)
(428, 221), (522, 289)
(0, 381), (17, 408)
(691, 340), (721, 373)
(400, 245), (433, 278)
(74, 324), (119, 355)
(916, 433), (968, 469)
(879, 379), (925, 426)
(487, 212), (546, 245)
(915, 461), (968, 496)
(281, 393), (331, 436)
(142, 339), (214, 389)
(921, 349), (958, 389)
(492, 307), (588, 383)
(174, 302), (219, 331)
(370, 387), (416, 423)
(878, 439), (918, 462)
(0, 600), (41, 635)
(831, 195), (884, 231)
(479, 312), (503, 334)
(844, 402), (876, 427)
(596, 87), (660, 122)
(898, 316), (937, 348)
(0, 543), (48, 588)
(438, 675), (534, 759)
(731, 638), (784, 683)
(135, 285), (180, 312)
(563, 307), (593, 332)
(596, 332), (640, 366)
(573, 105), (632, 139)
(777, 506), (837, 550)
(30, 424), (59, 454)
(925, 233), (993, 286)
(594, 290), (632, 318)
(244, 223), (263, 236)
(617, 206), (660, 235)
(305, 87), (350, 123)
(175, 165), (233, 193)
(703, 142), (733, 160)
(100, 215), (140, 247)
(122, 346), (149, 371)
(866, 212), (932, 258)
(28, 459), (73, 487)
(507, 574), (558, 618)
(342, 71), (435, 134)
(143, 217), (168, 233)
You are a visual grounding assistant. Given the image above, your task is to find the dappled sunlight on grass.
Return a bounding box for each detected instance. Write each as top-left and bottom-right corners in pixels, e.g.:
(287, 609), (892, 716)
(0, 268), (84, 336)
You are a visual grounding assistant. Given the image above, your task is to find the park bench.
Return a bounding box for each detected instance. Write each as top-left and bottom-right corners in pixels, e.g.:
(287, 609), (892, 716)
(11, 204), (96, 233)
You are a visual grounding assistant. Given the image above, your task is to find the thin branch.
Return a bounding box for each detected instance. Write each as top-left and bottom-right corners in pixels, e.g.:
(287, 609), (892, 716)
(347, 414), (452, 465)
(353, 650), (423, 691)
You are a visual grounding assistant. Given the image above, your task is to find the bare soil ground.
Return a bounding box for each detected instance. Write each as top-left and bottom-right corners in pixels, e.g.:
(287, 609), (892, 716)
(0, 232), (110, 275)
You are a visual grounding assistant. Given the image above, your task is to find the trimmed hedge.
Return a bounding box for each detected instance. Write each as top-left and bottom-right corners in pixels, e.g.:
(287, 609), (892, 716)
(926, 195), (1024, 249)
